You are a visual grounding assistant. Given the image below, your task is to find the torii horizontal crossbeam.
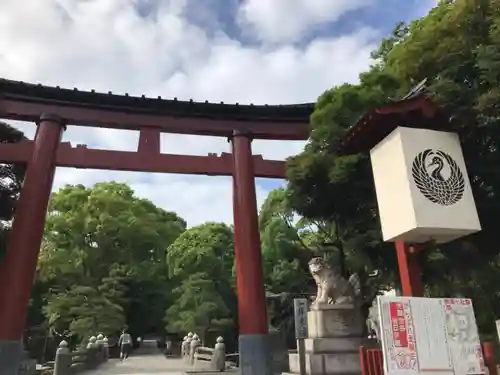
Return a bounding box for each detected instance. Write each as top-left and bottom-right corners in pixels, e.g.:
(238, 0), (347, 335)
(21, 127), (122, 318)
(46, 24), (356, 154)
(0, 79), (312, 140)
(0, 141), (286, 178)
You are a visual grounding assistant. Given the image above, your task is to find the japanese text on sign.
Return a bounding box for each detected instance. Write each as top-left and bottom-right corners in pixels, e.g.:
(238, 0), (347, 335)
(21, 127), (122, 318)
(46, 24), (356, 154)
(293, 298), (308, 339)
(390, 302), (409, 348)
(379, 296), (484, 375)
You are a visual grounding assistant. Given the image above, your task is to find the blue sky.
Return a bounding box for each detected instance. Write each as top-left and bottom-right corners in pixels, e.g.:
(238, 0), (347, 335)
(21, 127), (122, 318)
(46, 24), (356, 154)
(136, 0), (432, 43)
(0, 0), (437, 226)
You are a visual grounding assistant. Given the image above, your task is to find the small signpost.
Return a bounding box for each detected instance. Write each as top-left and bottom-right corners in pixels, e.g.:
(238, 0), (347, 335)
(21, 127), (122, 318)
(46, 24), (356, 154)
(294, 298), (308, 375)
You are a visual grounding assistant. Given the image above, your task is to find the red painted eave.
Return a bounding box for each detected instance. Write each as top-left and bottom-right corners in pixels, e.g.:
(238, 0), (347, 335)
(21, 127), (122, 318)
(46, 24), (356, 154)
(336, 94), (449, 155)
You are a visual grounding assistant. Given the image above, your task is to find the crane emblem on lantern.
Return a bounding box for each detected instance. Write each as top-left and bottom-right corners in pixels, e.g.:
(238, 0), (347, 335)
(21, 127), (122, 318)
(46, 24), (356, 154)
(412, 149), (465, 206)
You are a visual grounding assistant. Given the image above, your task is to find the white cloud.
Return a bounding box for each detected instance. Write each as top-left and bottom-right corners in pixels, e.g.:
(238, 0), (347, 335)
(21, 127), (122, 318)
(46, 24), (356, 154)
(0, 0), (379, 226)
(237, 0), (374, 44)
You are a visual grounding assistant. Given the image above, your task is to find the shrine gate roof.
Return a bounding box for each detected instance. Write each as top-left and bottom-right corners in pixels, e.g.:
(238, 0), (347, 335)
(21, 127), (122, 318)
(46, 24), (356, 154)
(336, 92), (450, 156)
(0, 78), (314, 140)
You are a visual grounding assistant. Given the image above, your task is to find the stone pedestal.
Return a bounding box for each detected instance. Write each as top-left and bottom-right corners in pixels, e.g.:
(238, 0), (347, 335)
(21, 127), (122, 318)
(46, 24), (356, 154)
(269, 326), (288, 373)
(287, 305), (363, 375)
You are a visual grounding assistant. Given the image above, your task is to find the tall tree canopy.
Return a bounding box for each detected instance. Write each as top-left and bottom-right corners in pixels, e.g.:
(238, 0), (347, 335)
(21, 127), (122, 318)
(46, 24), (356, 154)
(165, 222), (236, 343)
(37, 182), (186, 342)
(259, 188), (311, 294)
(286, 0), (500, 333)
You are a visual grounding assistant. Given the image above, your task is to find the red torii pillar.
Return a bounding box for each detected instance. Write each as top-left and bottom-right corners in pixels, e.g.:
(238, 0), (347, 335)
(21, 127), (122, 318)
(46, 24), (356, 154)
(231, 131), (272, 375)
(0, 114), (65, 374)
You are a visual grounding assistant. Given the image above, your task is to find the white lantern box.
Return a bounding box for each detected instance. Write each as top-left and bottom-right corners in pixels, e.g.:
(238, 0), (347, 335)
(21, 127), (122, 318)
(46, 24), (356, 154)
(370, 126), (481, 243)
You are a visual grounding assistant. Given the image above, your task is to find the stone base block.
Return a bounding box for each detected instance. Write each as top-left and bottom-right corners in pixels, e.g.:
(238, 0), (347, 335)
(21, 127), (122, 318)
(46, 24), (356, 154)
(0, 340), (23, 375)
(239, 334), (273, 375)
(304, 337), (362, 353)
(308, 306), (363, 338)
(269, 329), (289, 373)
(289, 352), (361, 375)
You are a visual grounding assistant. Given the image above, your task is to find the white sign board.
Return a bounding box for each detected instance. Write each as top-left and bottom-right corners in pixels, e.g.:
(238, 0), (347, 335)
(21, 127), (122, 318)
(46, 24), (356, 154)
(378, 296), (485, 375)
(370, 127), (481, 243)
(443, 299), (485, 375)
(293, 298), (308, 339)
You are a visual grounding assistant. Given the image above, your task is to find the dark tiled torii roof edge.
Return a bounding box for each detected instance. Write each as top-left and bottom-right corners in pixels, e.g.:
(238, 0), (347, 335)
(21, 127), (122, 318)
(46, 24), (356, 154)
(0, 78), (315, 122)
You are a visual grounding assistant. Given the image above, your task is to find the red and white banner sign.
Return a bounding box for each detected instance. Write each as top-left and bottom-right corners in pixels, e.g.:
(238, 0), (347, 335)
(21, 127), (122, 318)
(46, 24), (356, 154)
(389, 302), (409, 348)
(378, 296), (484, 375)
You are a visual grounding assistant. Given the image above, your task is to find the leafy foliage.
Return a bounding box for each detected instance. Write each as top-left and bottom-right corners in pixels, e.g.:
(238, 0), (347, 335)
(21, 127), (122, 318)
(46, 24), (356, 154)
(165, 223), (236, 342)
(36, 182), (186, 343)
(165, 272), (232, 343)
(167, 222), (234, 281)
(286, 0), (500, 333)
(259, 188), (312, 294)
(43, 285), (125, 341)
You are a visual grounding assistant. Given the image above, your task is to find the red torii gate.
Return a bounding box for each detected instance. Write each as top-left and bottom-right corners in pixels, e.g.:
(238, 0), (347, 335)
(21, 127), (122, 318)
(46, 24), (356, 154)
(0, 78), (312, 375)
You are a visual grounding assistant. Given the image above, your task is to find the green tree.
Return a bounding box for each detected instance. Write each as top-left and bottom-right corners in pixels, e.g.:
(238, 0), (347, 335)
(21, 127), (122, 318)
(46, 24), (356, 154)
(165, 222), (237, 343)
(258, 188), (311, 294)
(258, 187), (384, 344)
(286, 0), (500, 333)
(39, 182), (186, 283)
(43, 285), (125, 343)
(167, 222), (234, 280)
(165, 272), (232, 344)
(37, 182), (187, 341)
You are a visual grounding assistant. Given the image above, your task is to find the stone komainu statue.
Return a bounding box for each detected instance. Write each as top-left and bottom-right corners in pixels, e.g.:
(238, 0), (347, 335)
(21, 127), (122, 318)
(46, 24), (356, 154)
(308, 256), (362, 307)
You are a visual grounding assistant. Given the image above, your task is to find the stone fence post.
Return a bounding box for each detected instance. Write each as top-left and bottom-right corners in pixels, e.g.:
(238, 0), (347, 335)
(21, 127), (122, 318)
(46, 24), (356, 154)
(210, 336), (226, 372)
(103, 337), (109, 361)
(181, 336), (188, 358)
(183, 332), (194, 364)
(96, 334), (108, 362)
(189, 334), (200, 366)
(54, 340), (72, 375)
(86, 336), (97, 350)
(85, 336), (103, 369)
(96, 334), (104, 346)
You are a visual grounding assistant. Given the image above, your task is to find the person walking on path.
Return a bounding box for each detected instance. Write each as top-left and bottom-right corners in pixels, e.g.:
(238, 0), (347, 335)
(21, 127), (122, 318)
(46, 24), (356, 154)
(118, 329), (132, 360)
(165, 336), (173, 357)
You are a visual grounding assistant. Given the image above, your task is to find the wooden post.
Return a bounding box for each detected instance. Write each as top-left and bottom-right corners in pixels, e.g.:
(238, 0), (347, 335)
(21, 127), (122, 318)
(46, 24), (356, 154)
(231, 131), (272, 375)
(231, 132), (268, 335)
(483, 342), (498, 375)
(0, 114), (64, 374)
(395, 241), (424, 297)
